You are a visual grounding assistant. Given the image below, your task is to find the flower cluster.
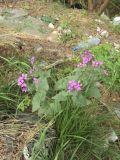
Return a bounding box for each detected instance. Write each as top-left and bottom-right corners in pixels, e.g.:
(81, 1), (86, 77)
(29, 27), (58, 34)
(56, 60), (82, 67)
(77, 50), (103, 69)
(81, 50), (92, 64)
(68, 80), (82, 92)
(17, 74), (28, 92)
(92, 60), (103, 68)
(77, 50), (92, 68)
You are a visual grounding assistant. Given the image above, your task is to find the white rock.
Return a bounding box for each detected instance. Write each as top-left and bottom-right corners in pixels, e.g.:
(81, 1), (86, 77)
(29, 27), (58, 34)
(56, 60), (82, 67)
(48, 23), (55, 29)
(88, 35), (93, 39)
(57, 26), (62, 32)
(113, 17), (120, 26)
(114, 43), (120, 50)
(47, 36), (53, 42)
(52, 30), (58, 35)
(97, 27), (101, 32)
(100, 30), (109, 38)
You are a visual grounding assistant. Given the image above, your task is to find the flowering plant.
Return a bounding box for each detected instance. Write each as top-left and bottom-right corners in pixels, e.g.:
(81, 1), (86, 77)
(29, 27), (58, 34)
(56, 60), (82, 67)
(17, 50), (105, 116)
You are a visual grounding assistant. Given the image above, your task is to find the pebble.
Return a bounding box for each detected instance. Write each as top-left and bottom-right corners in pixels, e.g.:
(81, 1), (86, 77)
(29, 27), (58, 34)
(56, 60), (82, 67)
(48, 23), (55, 29)
(113, 16), (120, 26)
(114, 43), (120, 50)
(100, 30), (109, 38)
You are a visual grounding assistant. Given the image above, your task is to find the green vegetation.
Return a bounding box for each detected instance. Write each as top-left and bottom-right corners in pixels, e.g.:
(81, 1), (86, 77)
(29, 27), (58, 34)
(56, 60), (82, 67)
(1, 45), (119, 159)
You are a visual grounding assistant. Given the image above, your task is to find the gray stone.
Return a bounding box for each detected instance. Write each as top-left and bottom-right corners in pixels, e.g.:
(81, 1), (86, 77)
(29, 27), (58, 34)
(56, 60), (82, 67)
(113, 17), (120, 26)
(72, 37), (101, 51)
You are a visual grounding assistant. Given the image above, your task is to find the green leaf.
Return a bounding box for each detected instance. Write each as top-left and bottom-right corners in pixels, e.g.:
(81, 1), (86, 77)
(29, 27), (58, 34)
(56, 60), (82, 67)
(52, 91), (68, 102)
(40, 70), (51, 79)
(55, 78), (68, 90)
(72, 94), (87, 107)
(49, 101), (61, 115)
(32, 91), (46, 112)
(87, 85), (101, 98)
(36, 78), (49, 91)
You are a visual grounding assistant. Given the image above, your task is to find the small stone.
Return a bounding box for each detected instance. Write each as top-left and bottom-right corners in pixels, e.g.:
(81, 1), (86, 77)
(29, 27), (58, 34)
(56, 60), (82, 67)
(57, 26), (62, 32)
(48, 23), (55, 29)
(100, 30), (109, 38)
(52, 30), (58, 35)
(114, 43), (120, 50)
(113, 16), (120, 26)
(47, 36), (53, 42)
(97, 27), (101, 32)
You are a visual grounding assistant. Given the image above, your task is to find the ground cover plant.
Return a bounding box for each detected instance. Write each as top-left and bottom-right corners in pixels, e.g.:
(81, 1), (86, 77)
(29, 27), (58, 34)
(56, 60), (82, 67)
(15, 49), (120, 160)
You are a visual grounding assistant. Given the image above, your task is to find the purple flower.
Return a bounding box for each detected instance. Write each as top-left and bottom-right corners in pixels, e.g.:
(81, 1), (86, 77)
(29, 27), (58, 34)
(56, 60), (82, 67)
(81, 50), (92, 64)
(68, 80), (82, 92)
(92, 61), (103, 68)
(77, 62), (86, 68)
(17, 77), (24, 86)
(30, 56), (35, 65)
(17, 74), (28, 93)
(21, 85), (28, 92)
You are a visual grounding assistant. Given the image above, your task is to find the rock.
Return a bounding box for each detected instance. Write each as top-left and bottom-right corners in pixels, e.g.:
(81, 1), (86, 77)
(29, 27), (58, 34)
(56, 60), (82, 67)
(57, 26), (62, 32)
(72, 37), (101, 51)
(47, 36), (53, 42)
(52, 30), (58, 35)
(114, 43), (120, 50)
(97, 27), (101, 32)
(48, 23), (55, 29)
(113, 17), (120, 26)
(22, 127), (56, 160)
(100, 30), (109, 38)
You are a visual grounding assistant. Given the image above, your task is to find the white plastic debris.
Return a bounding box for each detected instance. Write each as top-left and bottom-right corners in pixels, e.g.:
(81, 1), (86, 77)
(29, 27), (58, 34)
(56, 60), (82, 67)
(100, 30), (109, 38)
(48, 23), (55, 29)
(113, 17), (120, 26)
